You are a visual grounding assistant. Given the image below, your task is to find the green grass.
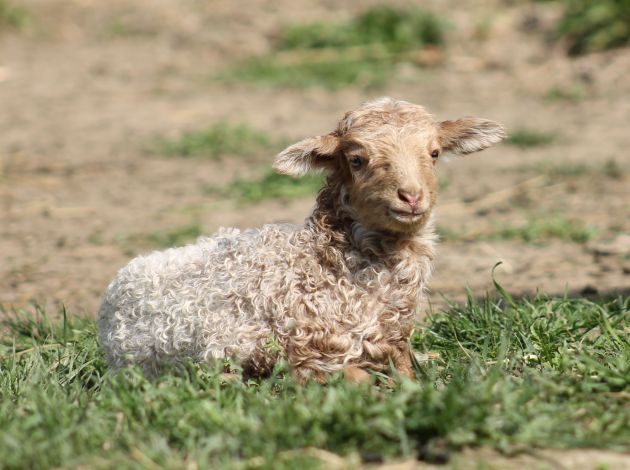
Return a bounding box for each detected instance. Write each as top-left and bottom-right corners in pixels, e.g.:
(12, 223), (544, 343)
(226, 53), (394, 90)
(493, 217), (597, 243)
(505, 129), (557, 148)
(277, 5), (445, 52)
(106, 16), (158, 38)
(126, 222), (203, 249)
(520, 159), (625, 180)
(1, 292), (629, 469)
(223, 5), (446, 89)
(544, 84), (587, 102)
(438, 177), (450, 191)
(208, 170), (324, 204)
(150, 122), (273, 159)
(535, 0), (630, 55)
(533, 162), (590, 178)
(556, 0), (630, 55)
(0, 0), (30, 30)
(436, 226), (464, 242)
(439, 217), (598, 244)
(603, 158), (624, 179)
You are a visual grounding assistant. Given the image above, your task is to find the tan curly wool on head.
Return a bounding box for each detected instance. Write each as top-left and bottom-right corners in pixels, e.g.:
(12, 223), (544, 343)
(97, 97), (506, 383)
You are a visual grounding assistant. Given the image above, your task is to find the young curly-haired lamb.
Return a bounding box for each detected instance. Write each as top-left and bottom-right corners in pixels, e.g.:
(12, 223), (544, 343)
(97, 97), (506, 383)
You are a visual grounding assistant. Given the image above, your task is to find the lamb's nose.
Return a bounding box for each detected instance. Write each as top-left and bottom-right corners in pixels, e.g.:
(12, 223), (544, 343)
(398, 189), (422, 207)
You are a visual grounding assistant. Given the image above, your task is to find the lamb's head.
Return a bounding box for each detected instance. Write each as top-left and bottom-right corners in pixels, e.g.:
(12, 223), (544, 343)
(274, 97), (506, 234)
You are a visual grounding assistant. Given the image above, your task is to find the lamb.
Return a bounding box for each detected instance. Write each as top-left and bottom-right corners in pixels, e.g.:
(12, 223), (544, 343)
(97, 97), (506, 383)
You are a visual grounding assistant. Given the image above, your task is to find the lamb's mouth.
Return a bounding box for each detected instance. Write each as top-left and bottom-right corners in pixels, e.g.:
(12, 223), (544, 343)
(387, 208), (424, 223)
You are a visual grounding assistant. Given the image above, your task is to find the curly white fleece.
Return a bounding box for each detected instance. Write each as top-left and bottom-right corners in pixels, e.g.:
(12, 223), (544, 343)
(97, 217), (435, 379)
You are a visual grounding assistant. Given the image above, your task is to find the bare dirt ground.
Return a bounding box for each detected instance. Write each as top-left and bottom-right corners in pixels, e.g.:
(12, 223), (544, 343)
(243, 446), (630, 469)
(377, 447), (630, 469)
(1, 0), (629, 316)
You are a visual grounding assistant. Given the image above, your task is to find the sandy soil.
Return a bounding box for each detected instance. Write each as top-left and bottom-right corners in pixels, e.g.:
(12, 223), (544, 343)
(1, 0), (629, 318)
(376, 447), (630, 469)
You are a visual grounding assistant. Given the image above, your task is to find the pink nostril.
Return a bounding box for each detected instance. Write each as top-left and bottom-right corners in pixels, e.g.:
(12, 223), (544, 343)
(398, 189), (422, 206)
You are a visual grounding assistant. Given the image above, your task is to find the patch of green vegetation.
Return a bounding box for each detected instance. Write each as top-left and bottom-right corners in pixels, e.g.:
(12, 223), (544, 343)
(556, 0), (630, 55)
(505, 129), (557, 148)
(127, 222), (203, 248)
(86, 232), (105, 246)
(106, 16), (157, 38)
(436, 226), (463, 242)
(150, 122), (273, 159)
(107, 17), (146, 37)
(472, 17), (494, 42)
(1, 292), (628, 469)
(226, 53), (393, 90)
(108, 17), (128, 36)
(603, 158), (624, 179)
(278, 6), (445, 52)
(0, 0), (30, 30)
(440, 217), (598, 244)
(532, 161), (590, 178)
(208, 170), (324, 204)
(545, 84), (587, 102)
(438, 177), (450, 191)
(522, 158), (625, 180)
(493, 216), (597, 243)
(412, 293), (630, 449)
(223, 6), (447, 89)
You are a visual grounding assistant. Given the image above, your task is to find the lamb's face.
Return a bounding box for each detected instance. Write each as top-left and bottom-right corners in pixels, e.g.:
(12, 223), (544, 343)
(274, 97), (507, 235)
(335, 105), (441, 233)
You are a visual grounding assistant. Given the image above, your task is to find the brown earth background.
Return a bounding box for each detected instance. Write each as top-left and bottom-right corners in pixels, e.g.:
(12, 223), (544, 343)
(1, 0), (629, 318)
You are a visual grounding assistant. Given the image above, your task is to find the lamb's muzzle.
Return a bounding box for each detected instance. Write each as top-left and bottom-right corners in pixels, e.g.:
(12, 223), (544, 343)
(97, 97), (506, 383)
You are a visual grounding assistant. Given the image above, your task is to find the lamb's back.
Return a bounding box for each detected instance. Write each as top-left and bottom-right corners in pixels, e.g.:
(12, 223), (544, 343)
(97, 224), (299, 369)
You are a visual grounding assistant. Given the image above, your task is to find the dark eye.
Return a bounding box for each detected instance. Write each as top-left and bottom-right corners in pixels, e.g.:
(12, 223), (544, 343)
(431, 150), (440, 160)
(350, 156), (364, 170)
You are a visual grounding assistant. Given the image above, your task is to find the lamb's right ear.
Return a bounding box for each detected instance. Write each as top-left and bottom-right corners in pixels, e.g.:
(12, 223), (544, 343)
(273, 134), (339, 177)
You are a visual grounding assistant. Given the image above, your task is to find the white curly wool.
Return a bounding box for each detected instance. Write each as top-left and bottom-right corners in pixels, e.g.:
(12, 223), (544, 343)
(98, 221), (436, 379)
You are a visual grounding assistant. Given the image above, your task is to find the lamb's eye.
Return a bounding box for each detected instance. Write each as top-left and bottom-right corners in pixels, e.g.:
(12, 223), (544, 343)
(431, 150), (440, 160)
(349, 156), (364, 170)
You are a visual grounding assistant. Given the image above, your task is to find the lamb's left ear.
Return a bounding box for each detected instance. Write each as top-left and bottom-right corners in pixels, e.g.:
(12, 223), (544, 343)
(273, 134), (339, 177)
(439, 117), (507, 155)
